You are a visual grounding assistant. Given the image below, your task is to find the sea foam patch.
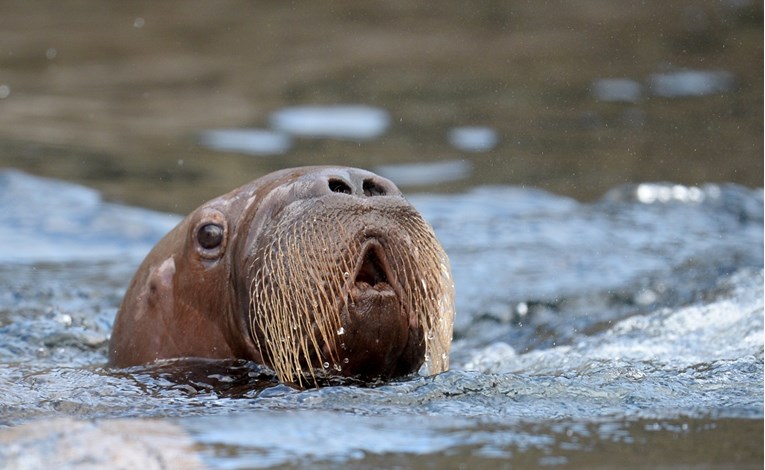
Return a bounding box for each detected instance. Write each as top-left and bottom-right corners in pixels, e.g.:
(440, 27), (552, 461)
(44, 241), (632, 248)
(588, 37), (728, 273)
(375, 160), (472, 187)
(270, 105), (391, 140)
(199, 128), (292, 156)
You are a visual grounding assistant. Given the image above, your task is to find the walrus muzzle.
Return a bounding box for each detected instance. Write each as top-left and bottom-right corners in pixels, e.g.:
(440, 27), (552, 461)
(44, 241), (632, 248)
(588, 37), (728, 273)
(109, 166), (454, 389)
(248, 195), (453, 386)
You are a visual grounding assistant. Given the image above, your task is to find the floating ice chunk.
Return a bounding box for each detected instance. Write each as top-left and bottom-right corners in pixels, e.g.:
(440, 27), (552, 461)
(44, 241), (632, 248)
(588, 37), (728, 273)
(374, 160), (472, 187)
(592, 78), (643, 103)
(648, 70), (736, 98)
(199, 128), (292, 156)
(447, 126), (499, 152)
(270, 105), (390, 140)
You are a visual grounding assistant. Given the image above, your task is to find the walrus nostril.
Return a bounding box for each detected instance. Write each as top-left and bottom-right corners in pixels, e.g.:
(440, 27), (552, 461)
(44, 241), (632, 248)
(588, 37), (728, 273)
(362, 178), (387, 197)
(328, 178), (353, 195)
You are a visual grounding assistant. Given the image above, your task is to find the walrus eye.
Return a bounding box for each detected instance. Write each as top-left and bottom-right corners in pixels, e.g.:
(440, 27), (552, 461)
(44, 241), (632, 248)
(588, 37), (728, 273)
(328, 178), (353, 195)
(197, 223), (224, 249)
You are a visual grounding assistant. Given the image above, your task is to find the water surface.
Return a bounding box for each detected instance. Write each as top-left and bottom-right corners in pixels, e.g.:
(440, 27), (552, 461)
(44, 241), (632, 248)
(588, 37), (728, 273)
(0, 171), (761, 468)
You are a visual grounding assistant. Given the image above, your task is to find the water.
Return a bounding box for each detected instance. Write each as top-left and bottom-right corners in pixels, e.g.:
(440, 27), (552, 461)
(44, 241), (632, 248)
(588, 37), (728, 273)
(447, 126), (499, 153)
(2, 1), (760, 211)
(648, 69), (737, 98)
(199, 105), (392, 157)
(0, 170), (761, 468)
(375, 160), (473, 187)
(270, 105), (391, 140)
(199, 129), (293, 157)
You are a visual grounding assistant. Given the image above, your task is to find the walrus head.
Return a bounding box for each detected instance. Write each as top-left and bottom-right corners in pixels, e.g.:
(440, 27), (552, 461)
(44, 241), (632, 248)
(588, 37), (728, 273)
(109, 166), (455, 388)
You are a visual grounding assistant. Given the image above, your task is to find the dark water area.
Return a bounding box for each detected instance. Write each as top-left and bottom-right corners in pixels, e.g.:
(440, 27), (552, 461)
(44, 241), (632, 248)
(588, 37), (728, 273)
(0, 0), (761, 213)
(0, 1), (763, 468)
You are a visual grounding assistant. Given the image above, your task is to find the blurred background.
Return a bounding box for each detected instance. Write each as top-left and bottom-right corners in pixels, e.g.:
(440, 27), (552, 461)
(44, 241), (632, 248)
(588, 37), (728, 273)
(0, 0), (761, 213)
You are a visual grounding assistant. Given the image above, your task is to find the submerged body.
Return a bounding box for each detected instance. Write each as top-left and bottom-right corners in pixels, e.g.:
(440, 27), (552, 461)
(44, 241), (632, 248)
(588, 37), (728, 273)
(108, 166), (454, 386)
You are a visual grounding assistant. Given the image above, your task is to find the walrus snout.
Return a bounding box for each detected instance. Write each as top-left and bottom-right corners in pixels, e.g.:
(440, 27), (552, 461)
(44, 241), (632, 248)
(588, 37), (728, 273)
(287, 167), (402, 203)
(322, 169), (400, 199)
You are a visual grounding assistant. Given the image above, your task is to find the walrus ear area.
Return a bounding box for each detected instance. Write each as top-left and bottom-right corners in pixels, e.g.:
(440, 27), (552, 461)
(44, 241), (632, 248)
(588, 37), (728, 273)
(190, 207), (228, 262)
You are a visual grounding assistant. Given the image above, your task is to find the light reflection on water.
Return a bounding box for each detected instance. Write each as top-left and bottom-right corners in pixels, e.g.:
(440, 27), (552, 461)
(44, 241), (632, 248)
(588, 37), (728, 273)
(199, 129), (292, 156)
(269, 105), (391, 140)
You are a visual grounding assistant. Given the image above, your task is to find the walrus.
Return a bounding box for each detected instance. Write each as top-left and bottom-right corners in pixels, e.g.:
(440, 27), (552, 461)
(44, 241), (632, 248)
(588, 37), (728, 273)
(109, 166), (455, 387)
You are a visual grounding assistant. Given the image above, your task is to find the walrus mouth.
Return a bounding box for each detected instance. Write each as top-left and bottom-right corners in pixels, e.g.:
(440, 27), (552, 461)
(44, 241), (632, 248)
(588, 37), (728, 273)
(247, 198), (454, 387)
(352, 239), (397, 293)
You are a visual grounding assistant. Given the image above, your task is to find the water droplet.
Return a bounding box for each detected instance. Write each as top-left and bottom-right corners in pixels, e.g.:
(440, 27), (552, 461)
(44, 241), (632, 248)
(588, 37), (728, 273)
(133, 17), (145, 28)
(333, 364), (342, 372)
(323, 362), (330, 369)
(0, 85), (10, 99)
(337, 327), (345, 335)
(45, 48), (57, 60)
(343, 358), (349, 364)
(343, 271), (351, 279)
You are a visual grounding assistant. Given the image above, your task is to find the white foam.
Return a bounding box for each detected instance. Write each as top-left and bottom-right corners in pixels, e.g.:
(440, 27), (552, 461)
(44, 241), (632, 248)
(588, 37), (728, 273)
(199, 128), (292, 155)
(447, 126), (499, 152)
(0, 170), (180, 264)
(375, 160), (472, 186)
(464, 269), (764, 374)
(592, 78), (643, 103)
(649, 70), (735, 98)
(270, 105), (390, 140)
